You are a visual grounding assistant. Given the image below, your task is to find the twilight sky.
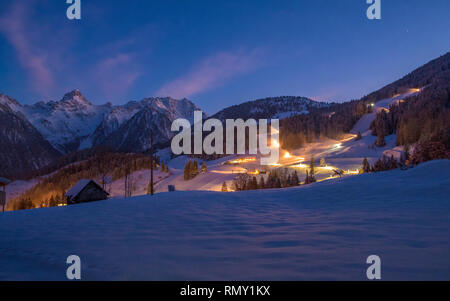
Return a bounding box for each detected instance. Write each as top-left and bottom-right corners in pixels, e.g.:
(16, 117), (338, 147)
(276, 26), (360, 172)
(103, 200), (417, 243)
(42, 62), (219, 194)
(0, 0), (449, 114)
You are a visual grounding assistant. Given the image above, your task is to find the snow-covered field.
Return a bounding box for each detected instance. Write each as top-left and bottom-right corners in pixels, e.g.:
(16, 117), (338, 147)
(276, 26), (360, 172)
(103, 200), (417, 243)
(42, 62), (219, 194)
(108, 169), (172, 197)
(0, 160), (449, 280)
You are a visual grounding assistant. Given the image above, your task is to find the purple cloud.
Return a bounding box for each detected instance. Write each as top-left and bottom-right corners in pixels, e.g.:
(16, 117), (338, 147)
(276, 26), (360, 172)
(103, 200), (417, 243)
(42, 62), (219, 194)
(95, 53), (141, 101)
(0, 3), (54, 95)
(156, 49), (262, 99)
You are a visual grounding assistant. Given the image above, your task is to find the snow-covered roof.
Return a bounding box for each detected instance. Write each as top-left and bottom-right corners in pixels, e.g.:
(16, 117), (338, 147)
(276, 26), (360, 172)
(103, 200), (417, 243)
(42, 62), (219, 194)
(65, 179), (99, 198)
(0, 177), (11, 186)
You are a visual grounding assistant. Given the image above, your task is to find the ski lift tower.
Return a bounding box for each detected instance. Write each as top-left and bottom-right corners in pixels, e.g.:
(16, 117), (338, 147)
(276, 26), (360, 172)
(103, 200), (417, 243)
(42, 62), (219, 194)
(0, 177), (11, 212)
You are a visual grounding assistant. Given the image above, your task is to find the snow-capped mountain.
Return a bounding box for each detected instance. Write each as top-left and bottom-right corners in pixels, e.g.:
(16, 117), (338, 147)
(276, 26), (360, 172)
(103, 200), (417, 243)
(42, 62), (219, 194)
(0, 93), (22, 113)
(101, 97), (203, 152)
(1, 89), (203, 152)
(211, 96), (329, 121)
(20, 90), (112, 153)
(82, 100), (145, 149)
(0, 90), (203, 177)
(6, 90), (202, 155)
(0, 94), (60, 177)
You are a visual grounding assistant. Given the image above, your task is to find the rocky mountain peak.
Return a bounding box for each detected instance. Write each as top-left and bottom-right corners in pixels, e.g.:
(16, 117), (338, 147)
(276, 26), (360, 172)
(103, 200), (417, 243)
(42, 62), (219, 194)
(0, 94), (22, 112)
(60, 89), (92, 107)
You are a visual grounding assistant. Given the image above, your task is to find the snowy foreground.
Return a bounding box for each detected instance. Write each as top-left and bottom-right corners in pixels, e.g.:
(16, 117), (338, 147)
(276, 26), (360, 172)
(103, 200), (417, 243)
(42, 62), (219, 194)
(0, 160), (449, 280)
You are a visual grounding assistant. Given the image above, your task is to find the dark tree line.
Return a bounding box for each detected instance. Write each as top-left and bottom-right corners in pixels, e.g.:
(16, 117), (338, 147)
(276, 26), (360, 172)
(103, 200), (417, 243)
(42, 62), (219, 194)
(280, 101), (371, 150)
(232, 169), (301, 191)
(231, 158), (321, 192)
(369, 83), (450, 161)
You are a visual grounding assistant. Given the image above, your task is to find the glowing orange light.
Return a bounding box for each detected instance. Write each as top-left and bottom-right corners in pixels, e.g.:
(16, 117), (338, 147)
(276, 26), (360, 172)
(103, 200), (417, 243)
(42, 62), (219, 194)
(228, 157), (256, 164)
(248, 169), (260, 175)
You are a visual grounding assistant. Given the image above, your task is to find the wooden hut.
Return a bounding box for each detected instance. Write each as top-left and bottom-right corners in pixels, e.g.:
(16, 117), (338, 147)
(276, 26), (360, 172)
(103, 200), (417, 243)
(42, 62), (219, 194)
(65, 179), (109, 205)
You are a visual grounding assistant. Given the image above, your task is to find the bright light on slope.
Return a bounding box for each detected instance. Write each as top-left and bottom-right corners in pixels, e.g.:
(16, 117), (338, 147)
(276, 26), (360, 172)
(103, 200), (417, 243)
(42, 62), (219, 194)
(272, 140), (280, 148)
(292, 163), (308, 168)
(321, 166), (335, 171)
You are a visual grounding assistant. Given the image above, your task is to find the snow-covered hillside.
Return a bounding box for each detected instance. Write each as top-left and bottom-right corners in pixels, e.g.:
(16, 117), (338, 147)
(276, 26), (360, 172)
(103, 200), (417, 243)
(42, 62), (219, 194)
(0, 160), (449, 280)
(351, 88), (421, 136)
(211, 96), (329, 121)
(321, 88), (422, 166)
(107, 169), (172, 197)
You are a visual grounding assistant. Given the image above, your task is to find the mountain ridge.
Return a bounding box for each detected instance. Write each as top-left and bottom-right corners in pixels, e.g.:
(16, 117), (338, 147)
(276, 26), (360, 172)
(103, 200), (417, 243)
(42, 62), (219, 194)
(1, 52), (449, 179)
(211, 96), (329, 121)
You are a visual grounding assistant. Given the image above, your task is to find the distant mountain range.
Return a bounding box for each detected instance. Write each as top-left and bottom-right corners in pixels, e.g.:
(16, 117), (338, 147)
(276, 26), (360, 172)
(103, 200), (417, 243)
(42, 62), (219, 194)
(0, 90), (323, 177)
(1, 52), (449, 178)
(0, 91), (202, 177)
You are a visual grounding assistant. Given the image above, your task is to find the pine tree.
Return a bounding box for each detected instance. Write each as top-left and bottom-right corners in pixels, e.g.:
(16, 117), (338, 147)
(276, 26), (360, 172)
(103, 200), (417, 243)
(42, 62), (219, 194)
(221, 182), (228, 192)
(251, 177), (258, 190)
(320, 157), (326, 167)
(275, 178), (282, 188)
(201, 162), (208, 173)
(184, 161), (191, 180)
(291, 171), (299, 186)
(362, 158), (371, 173)
(375, 133), (386, 147)
(309, 156), (315, 177)
(373, 155), (390, 172)
(192, 161), (199, 179)
(304, 170), (310, 185)
(243, 178), (248, 190)
(389, 155), (398, 169)
(233, 179), (239, 191)
(304, 169), (316, 184)
(258, 177), (265, 189)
